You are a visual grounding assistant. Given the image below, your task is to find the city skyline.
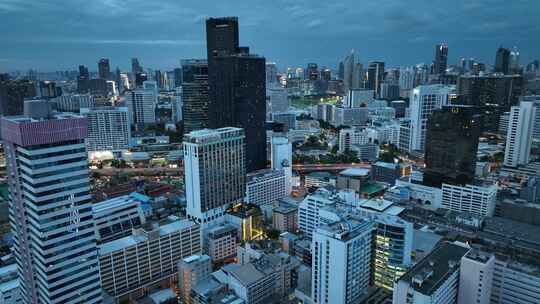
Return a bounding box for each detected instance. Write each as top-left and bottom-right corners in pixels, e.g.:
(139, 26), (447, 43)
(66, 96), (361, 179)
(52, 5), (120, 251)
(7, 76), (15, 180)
(0, 0), (539, 71)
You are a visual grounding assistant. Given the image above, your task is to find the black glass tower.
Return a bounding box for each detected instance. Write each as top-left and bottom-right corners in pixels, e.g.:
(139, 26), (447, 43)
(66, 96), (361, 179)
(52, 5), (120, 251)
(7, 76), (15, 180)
(181, 59), (209, 133)
(495, 47), (511, 75)
(206, 17), (267, 172)
(434, 43), (448, 75)
(98, 58), (110, 80)
(423, 105), (481, 188)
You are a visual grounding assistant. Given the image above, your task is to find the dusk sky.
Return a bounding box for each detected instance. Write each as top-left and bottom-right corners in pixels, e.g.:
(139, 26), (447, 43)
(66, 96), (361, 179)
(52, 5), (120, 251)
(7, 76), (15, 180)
(0, 0), (538, 71)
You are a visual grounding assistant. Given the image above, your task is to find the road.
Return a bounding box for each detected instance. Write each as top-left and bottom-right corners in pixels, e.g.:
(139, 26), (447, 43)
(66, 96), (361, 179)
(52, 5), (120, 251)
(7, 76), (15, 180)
(292, 163), (371, 173)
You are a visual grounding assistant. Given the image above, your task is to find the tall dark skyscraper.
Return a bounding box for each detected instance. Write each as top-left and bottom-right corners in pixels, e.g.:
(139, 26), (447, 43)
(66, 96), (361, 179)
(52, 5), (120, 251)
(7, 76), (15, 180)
(135, 72), (148, 87)
(155, 70), (163, 89)
(423, 105), (481, 188)
(434, 43), (449, 75)
(98, 58), (110, 80)
(0, 80), (36, 116)
(495, 47), (511, 75)
(367, 61), (385, 97)
(206, 17), (267, 172)
(173, 68), (182, 88)
(181, 59), (209, 133)
(131, 58), (143, 75)
(77, 65), (90, 93)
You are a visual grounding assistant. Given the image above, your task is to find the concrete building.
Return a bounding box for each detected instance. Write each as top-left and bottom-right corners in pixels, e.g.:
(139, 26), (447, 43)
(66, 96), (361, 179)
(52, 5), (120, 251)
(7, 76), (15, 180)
(271, 112), (296, 130)
(206, 224), (237, 264)
(333, 106), (369, 127)
(371, 161), (402, 185)
(504, 100), (536, 167)
(267, 87), (288, 113)
(392, 242), (470, 304)
(338, 127), (369, 153)
(298, 188), (342, 237)
(98, 219), (201, 300)
(312, 218), (373, 304)
(246, 169), (287, 207)
(128, 87), (157, 126)
(178, 255), (212, 304)
(351, 143), (379, 161)
(458, 250), (495, 304)
(1, 110), (103, 303)
(273, 201), (298, 233)
(92, 192), (148, 242)
(441, 182), (498, 217)
(183, 128), (246, 225)
(409, 85), (453, 151)
(345, 89), (374, 108)
(80, 106), (130, 152)
(336, 168), (371, 193)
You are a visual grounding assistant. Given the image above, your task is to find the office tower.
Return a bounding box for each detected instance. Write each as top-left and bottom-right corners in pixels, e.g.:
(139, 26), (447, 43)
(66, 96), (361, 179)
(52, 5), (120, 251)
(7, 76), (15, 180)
(495, 47), (511, 74)
(98, 58), (110, 79)
(183, 127), (246, 224)
(509, 46), (520, 74)
(338, 61), (345, 80)
(321, 68), (331, 81)
(266, 62), (278, 85)
(154, 70), (163, 89)
(134, 72), (147, 87)
(0, 80), (36, 116)
(306, 63), (319, 80)
(77, 64), (90, 93)
(206, 17), (267, 172)
(423, 105), (481, 188)
(392, 242), (470, 304)
(342, 50), (356, 91)
(178, 255), (212, 304)
(128, 86), (157, 127)
(352, 63), (364, 89)
(99, 219), (201, 299)
(379, 82), (400, 100)
(333, 106), (369, 126)
(367, 61), (385, 97)
(173, 67), (182, 88)
(434, 43), (449, 75)
(399, 67), (415, 92)
(312, 218), (373, 304)
(172, 87), (183, 123)
(88, 78), (108, 96)
(504, 100), (536, 167)
(1, 108), (102, 303)
(80, 106), (130, 152)
(409, 84), (453, 151)
(38, 81), (60, 99)
(457, 74), (523, 131)
(271, 135), (292, 193)
(345, 88), (374, 108)
(181, 59), (209, 133)
(520, 95), (540, 141)
(131, 57), (143, 75)
(267, 86), (289, 113)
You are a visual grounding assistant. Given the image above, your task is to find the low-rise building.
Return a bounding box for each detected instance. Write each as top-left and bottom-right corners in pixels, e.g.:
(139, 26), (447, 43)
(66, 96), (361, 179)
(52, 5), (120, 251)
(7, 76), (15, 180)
(273, 201), (298, 233)
(178, 255), (212, 304)
(206, 224), (237, 264)
(441, 182), (497, 217)
(336, 168), (371, 193)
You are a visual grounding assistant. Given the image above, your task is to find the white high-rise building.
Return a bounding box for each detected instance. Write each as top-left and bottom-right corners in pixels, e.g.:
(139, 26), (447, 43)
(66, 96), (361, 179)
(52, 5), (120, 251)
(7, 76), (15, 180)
(338, 127), (369, 153)
(312, 218), (373, 304)
(128, 87), (157, 126)
(80, 106), (130, 152)
(409, 85), (453, 151)
(183, 128), (246, 225)
(271, 135), (293, 194)
(399, 67), (415, 91)
(1, 111), (102, 303)
(504, 100), (536, 167)
(520, 95), (540, 141)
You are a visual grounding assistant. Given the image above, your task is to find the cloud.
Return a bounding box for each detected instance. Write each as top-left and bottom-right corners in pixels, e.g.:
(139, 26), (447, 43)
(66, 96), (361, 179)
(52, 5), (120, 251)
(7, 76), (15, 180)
(28, 38), (205, 46)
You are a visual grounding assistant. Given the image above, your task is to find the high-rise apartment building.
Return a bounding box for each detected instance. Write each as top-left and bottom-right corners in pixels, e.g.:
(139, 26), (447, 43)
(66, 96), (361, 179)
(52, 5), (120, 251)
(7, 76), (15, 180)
(206, 17), (267, 172)
(98, 58), (110, 80)
(128, 87), (156, 126)
(504, 100), (536, 167)
(423, 105), (481, 188)
(312, 218), (373, 304)
(80, 106), (130, 152)
(434, 43), (449, 75)
(181, 59), (209, 133)
(183, 127), (246, 224)
(246, 169), (287, 206)
(409, 84), (453, 151)
(1, 109), (102, 304)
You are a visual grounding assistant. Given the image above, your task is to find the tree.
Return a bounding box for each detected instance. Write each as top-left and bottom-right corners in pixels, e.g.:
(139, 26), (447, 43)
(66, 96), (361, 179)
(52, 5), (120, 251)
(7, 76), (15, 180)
(266, 228), (281, 240)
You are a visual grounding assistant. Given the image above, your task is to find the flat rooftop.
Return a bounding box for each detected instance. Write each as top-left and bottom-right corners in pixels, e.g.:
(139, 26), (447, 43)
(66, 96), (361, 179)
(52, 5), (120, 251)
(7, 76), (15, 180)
(340, 168), (370, 177)
(399, 242), (470, 296)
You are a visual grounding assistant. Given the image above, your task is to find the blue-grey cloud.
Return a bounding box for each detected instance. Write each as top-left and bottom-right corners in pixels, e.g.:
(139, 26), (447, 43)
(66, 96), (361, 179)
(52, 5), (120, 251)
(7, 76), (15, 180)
(0, 0), (538, 71)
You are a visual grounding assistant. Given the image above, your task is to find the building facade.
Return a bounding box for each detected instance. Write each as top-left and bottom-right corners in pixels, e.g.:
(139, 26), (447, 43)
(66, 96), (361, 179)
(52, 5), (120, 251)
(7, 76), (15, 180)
(80, 106), (130, 152)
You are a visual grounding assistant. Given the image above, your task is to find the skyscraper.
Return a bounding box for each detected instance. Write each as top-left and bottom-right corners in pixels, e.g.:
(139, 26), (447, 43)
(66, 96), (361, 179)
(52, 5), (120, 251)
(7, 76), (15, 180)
(77, 65), (90, 93)
(312, 218), (373, 304)
(495, 47), (511, 74)
(509, 46), (520, 74)
(131, 57), (143, 75)
(0, 80), (36, 116)
(434, 43), (449, 75)
(206, 17), (267, 172)
(98, 58), (110, 80)
(128, 86), (157, 127)
(80, 106), (131, 152)
(504, 100), (536, 167)
(423, 105), (482, 188)
(271, 135), (293, 194)
(181, 59), (209, 133)
(367, 61), (385, 97)
(183, 127), (246, 225)
(342, 50), (355, 91)
(409, 84), (453, 151)
(1, 106), (102, 303)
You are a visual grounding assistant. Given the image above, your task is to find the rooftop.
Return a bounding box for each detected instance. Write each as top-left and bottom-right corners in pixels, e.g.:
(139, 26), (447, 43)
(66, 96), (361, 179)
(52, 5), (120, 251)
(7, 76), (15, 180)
(339, 168), (371, 177)
(399, 242), (469, 296)
(374, 161), (399, 170)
